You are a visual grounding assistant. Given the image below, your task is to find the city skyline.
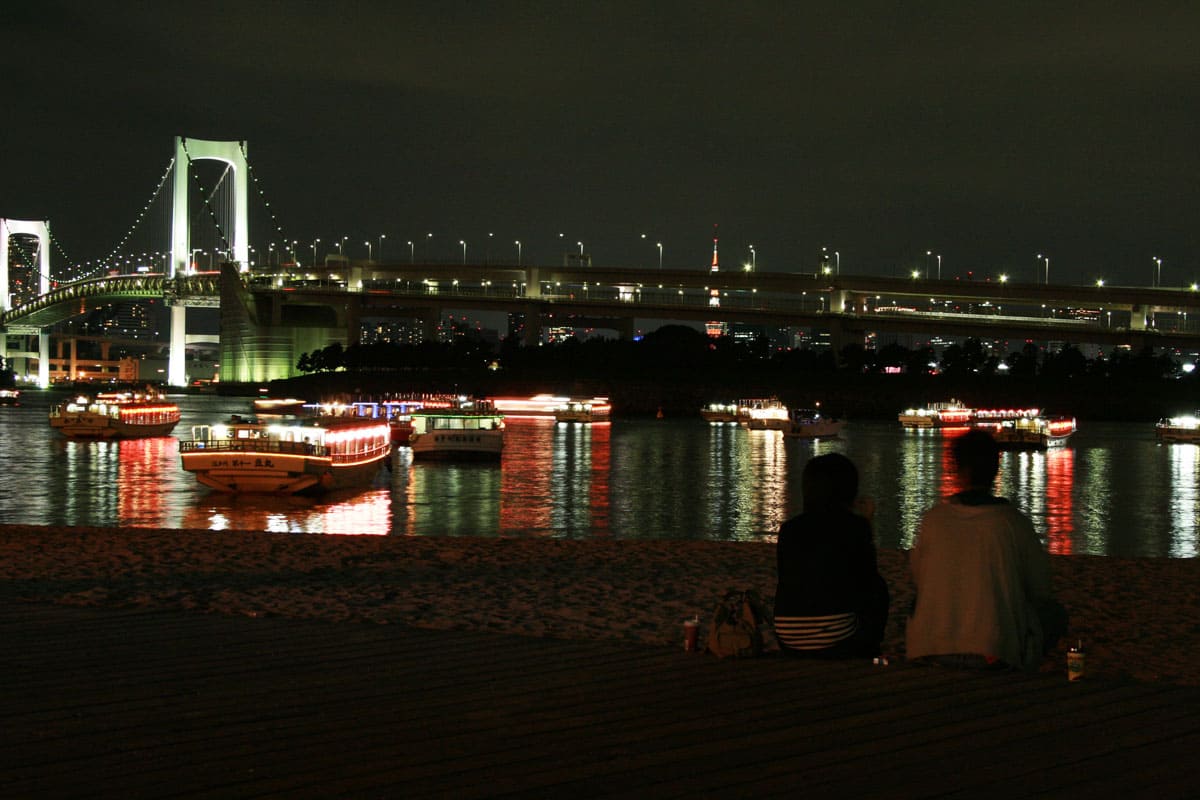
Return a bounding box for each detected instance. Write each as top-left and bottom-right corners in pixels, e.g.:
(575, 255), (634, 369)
(3, 3), (1198, 288)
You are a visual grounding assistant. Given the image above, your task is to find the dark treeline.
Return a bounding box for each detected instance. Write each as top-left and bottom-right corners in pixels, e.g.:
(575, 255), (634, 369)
(281, 325), (1199, 421)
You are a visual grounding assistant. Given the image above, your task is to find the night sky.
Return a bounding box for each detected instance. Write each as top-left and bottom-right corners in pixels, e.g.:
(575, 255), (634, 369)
(3, 2), (1199, 287)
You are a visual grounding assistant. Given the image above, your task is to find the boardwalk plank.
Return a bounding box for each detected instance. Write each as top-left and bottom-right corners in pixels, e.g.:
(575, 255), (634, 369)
(4, 601), (1200, 799)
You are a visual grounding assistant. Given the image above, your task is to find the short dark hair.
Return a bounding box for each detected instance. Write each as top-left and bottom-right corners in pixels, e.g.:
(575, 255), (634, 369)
(953, 428), (1000, 488)
(802, 452), (858, 511)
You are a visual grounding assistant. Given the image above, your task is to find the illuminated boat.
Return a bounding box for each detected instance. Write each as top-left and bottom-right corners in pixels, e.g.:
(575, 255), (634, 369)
(0, 388), (19, 405)
(409, 397), (505, 460)
(179, 416), (391, 494)
(897, 399), (974, 429)
(784, 408), (844, 439)
(1156, 413), (1200, 443)
(553, 397), (611, 424)
(981, 414), (1076, 450)
(49, 390), (181, 439)
(252, 397), (307, 417)
(739, 397), (790, 430)
(699, 402), (740, 424)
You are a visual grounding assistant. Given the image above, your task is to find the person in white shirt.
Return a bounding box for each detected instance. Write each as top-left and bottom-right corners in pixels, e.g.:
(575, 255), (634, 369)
(906, 428), (1067, 670)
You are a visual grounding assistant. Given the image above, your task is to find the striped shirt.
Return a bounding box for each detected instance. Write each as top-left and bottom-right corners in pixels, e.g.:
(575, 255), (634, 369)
(774, 612), (859, 651)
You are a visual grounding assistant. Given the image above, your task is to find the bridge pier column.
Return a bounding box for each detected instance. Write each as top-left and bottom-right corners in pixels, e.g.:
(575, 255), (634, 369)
(615, 317), (636, 340)
(168, 306), (187, 386)
(1130, 305), (1149, 330)
(525, 268), (541, 298)
(38, 333), (49, 388)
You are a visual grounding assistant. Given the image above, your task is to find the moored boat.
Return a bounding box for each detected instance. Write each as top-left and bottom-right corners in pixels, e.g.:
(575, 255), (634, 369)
(0, 388), (19, 405)
(898, 399), (974, 429)
(981, 414), (1076, 450)
(784, 408), (844, 439)
(178, 415), (391, 494)
(409, 397), (504, 460)
(699, 402), (740, 424)
(252, 397), (307, 417)
(49, 389), (181, 439)
(1156, 413), (1200, 443)
(554, 397), (611, 424)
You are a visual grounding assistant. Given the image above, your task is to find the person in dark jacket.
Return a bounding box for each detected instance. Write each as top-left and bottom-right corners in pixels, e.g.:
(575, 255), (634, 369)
(773, 452), (889, 658)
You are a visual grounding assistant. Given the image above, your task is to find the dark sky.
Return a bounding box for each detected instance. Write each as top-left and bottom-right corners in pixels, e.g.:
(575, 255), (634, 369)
(3, 1), (1199, 287)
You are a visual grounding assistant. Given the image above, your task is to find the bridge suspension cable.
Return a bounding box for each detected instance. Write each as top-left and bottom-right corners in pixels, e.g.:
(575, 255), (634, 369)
(65, 157), (178, 282)
(239, 141), (291, 267)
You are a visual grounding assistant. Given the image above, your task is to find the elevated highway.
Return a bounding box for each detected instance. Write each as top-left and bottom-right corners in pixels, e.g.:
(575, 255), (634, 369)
(4, 262), (1199, 385)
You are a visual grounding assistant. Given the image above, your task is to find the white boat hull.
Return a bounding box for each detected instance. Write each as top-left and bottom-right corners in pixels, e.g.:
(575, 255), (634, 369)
(410, 430), (503, 460)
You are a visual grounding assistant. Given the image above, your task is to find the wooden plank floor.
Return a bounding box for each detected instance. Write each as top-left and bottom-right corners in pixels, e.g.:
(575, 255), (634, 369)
(3, 600), (1199, 799)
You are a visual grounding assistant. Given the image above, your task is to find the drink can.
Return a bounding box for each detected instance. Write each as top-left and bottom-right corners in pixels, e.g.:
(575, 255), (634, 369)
(683, 619), (699, 652)
(1067, 648), (1085, 681)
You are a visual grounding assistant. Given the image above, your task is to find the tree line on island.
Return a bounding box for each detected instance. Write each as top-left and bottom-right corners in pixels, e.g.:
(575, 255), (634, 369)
(286, 325), (1194, 421)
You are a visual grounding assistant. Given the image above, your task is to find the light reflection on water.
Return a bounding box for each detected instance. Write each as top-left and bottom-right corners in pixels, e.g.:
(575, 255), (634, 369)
(0, 391), (1196, 558)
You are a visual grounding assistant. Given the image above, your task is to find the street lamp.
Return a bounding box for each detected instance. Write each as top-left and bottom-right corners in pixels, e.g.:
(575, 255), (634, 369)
(926, 250), (931, 278)
(935, 254), (941, 280)
(514, 240), (521, 265)
(657, 242), (663, 271)
(426, 232), (433, 260)
(460, 240), (467, 264)
(338, 236), (347, 255)
(365, 240), (372, 261)
(189, 248), (203, 272)
(311, 238), (320, 266)
(407, 240), (414, 263)
(749, 245), (756, 270)
(1153, 256), (1162, 287)
(1037, 253), (1049, 284)
(835, 250), (840, 275)
(378, 234), (385, 261)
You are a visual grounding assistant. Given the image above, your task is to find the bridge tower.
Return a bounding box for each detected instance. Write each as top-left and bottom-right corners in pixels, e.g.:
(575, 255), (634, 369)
(1, 218), (53, 387)
(168, 137), (250, 386)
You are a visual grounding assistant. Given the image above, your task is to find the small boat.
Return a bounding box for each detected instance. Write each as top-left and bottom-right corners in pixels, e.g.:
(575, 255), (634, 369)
(739, 397), (790, 430)
(49, 389), (181, 439)
(179, 415), (391, 494)
(554, 397), (611, 424)
(699, 402), (740, 424)
(898, 399), (974, 429)
(252, 397), (307, 417)
(982, 415), (1076, 450)
(409, 397), (504, 460)
(0, 388), (19, 405)
(1156, 413), (1200, 443)
(784, 408), (844, 439)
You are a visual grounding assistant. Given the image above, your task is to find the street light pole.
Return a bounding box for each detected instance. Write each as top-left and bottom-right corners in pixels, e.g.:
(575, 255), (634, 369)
(926, 250), (931, 278)
(311, 238), (320, 267)
(407, 240), (414, 263)
(365, 241), (372, 261)
(750, 245), (756, 271)
(1153, 256), (1162, 287)
(460, 240), (466, 264)
(835, 250), (840, 275)
(378, 234), (385, 261)
(657, 242), (663, 271)
(515, 240), (521, 265)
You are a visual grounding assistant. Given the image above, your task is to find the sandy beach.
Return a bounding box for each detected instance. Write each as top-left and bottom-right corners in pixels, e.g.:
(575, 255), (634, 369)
(2, 524), (1198, 686)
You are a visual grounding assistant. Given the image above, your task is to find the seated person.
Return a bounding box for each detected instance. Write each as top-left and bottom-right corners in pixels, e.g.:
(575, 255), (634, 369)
(906, 428), (1067, 670)
(774, 453), (890, 658)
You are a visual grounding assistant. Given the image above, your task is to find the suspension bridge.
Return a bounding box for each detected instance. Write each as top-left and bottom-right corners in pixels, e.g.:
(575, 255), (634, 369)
(4, 137), (1200, 389)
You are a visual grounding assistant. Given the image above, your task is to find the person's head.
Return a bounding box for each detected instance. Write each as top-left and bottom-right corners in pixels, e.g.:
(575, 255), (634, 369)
(952, 428), (1001, 490)
(802, 452), (858, 512)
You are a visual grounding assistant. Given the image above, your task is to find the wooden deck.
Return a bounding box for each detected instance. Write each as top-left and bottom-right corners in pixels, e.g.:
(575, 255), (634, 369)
(4, 600), (1199, 798)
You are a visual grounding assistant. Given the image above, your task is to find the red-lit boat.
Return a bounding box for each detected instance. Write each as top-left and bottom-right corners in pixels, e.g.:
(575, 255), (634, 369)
(179, 415), (391, 494)
(49, 390), (181, 439)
